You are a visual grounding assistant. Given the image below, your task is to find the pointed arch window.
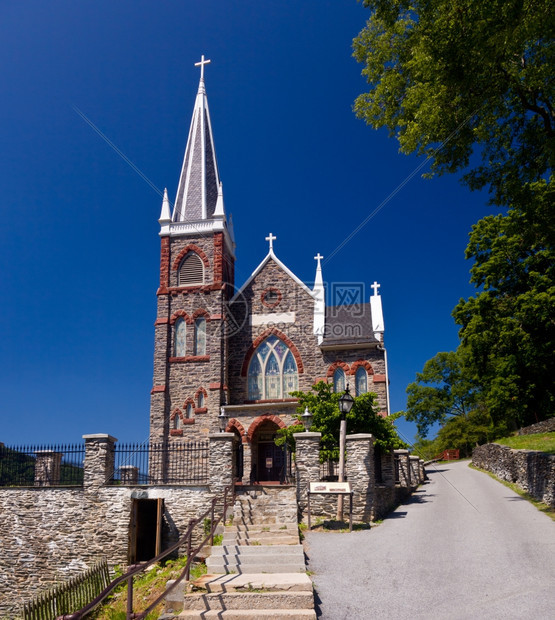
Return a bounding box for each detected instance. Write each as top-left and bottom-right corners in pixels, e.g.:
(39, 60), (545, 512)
(178, 253), (204, 286)
(355, 367), (368, 396)
(173, 411), (183, 430)
(333, 368), (346, 393)
(198, 391), (205, 409)
(194, 317), (206, 355)
(186, 403), (194, 419)
(247, 336), (298, 400)
(174, 318), (187, 357)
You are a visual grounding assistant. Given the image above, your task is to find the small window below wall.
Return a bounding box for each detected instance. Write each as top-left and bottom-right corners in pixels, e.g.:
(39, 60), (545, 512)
(198, 391), (204, 408)
(173, 413), (182, 430)
(186, 403), (194, 419)
(194, 318), (206, 355)
(355, 367), (368, 396)
(333, 368), (346, 393)
(174, 318), (186, 357)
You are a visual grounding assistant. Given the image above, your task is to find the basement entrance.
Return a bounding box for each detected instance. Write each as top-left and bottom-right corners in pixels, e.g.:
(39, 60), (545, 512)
(129, 498), (163, 563)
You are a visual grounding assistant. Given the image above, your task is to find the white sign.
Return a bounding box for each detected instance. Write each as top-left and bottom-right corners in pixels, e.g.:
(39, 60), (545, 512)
(309, 482), (351, 494)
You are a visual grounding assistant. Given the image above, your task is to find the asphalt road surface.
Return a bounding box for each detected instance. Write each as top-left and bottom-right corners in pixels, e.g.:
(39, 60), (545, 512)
(305, 460), (555, 620)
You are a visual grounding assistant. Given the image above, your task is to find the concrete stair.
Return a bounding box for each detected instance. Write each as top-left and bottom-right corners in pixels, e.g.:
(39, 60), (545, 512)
(162, 486), (315, 620)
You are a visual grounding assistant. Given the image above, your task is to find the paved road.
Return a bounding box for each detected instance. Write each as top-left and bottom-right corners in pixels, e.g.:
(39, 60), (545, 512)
(305, 461), (555, 620)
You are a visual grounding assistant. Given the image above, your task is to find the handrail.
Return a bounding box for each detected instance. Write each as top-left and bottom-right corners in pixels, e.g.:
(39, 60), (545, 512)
(57, 482), (235, 619)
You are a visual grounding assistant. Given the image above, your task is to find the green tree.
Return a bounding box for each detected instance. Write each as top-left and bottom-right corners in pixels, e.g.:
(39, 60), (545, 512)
(453, 182), (555, 429)
(353, 0), (554, 206)
(404, 350), (478, 437)
(433, 408), (499, 458)
(276, 382), (406, 460)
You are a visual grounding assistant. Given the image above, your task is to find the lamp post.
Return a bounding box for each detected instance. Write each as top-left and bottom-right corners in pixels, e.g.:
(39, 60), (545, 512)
(218, 407), (229, 433)
(301, 406), (313, 432)
(337, 384), (354, 521)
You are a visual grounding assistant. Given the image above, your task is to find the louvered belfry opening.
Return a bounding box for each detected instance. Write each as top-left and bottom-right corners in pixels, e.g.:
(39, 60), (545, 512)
(179, 252), (204, 286)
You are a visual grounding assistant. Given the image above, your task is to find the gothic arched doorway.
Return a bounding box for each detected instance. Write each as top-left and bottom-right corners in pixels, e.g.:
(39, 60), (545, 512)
(249, 417), (287, 483)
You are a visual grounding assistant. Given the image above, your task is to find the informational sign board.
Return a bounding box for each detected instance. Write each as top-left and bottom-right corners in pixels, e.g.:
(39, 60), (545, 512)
(309, 482), (351, 494)
(265, 458), (273, 469)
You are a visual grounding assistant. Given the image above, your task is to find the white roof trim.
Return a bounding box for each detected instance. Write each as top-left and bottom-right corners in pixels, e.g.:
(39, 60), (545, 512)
(231, 250), (317, 302)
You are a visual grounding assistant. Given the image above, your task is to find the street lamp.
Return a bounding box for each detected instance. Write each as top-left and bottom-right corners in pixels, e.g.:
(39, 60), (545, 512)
(218, 407), (229, 432)
(301, 406), (313, 432)
(337, 384), (354, 521)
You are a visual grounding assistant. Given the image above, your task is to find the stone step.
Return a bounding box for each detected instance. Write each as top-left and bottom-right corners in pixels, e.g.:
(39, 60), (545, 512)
(204, 572), (313, 594)
(177, 610), (316, 619)
(210, 544), (304, 557)
(226, 524), (298, 533)
(207, 563), (306, 574)
(222, 535), (299, 546)
(180, 591), (314, 611)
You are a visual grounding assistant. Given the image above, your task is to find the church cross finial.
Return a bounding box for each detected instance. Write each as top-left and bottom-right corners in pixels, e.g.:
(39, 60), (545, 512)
(265, 233), (277, 252)
(314, 253), (324, 269)
(195, 55), (211, 80)
(371, 281), (381, 296)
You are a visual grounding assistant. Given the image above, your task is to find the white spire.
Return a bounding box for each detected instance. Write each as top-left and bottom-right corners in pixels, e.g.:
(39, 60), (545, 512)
(370, 281), (385, 339)
(214, 182), (225, 217)
(313, 253), (325, 343)
(159, 188), (171, 236)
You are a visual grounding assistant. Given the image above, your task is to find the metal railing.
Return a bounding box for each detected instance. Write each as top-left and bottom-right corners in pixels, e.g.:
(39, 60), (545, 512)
(0, 444), (85, 487)
(56, 483), (236, 619)
(113, 441), (209, 485)
(22, 559), (110, 619)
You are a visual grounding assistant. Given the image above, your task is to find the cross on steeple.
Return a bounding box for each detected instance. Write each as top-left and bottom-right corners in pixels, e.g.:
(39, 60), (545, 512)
(371, 281), (381, 296)
(195, 55), (211, 80)
(265, 232), (276, 251)
(314, 253), (324, 269)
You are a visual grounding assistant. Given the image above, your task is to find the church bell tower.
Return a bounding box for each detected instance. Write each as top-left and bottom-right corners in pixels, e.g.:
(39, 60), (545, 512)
(149, 56), (235, 444)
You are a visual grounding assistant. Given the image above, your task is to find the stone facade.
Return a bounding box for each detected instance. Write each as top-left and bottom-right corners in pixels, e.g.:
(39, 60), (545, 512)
(472, 443), (555, 507)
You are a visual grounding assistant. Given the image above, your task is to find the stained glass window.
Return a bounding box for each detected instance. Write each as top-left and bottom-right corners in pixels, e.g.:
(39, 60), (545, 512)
(247, 337), (298, 400)
(355, 367), (367, 396)
(186, 403), (194, 419)
(194, 318), (206, 355)
(333, 368), (346, 393)
(173, 412), (182, 430)
(198, 392), (204, 408)
(174, 318), (186, 357)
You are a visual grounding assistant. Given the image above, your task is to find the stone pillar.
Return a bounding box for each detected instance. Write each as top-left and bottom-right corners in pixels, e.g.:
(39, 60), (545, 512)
(34, 451), (62, 487)
(419, 459), (426, 482)
(346, 434), (374, 523)
(293, 432), (321, 518)
(394, 449), (411, 488)
(209, 433), (234, 493)
(120, 465), (139, 485)
(409, 455), (420, 487)
(83, 434), (117, 490)
(381, 450), (395, 487)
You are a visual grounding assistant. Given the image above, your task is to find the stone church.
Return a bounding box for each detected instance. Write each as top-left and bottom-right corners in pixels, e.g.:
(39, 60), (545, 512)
(149, 57), (390, 484)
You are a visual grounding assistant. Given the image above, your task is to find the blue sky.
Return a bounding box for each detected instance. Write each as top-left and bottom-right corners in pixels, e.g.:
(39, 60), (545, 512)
(0, 1), (495, 448)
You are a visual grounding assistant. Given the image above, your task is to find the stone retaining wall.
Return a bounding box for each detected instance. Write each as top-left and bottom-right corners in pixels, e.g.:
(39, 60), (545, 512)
(472, 443), (555, 507)
(518, 419), (555, 435)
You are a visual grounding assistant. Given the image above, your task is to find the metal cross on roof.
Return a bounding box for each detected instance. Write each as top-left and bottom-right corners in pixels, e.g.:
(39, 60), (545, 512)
(371, 281), (381, 296)
(314, 253), (324, 269)
(195, 55), (211, 79)
(265, 232), (276, 251)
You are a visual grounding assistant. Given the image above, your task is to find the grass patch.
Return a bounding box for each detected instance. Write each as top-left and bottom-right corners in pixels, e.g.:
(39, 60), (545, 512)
(309, 519), (371, 533)
(469, 464), (555, 521)
(92, 557), (206, 619)
(493, 432), (555, 454)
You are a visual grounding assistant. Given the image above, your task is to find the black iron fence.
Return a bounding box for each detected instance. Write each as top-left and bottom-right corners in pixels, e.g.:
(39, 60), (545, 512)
(0, 444), (85, 487)
(22, 558), (110, 619)
(113, 441), (209, 485)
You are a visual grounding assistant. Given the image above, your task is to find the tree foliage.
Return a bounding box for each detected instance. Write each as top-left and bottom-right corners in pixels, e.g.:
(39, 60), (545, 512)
(276, 382), (406, 460)
(353, 0), (554, 206)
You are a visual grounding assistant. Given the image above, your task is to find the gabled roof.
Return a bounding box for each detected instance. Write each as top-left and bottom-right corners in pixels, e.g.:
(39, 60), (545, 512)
(172, 67), (221, 222)
(320, 303), (379, 347)
(231, 250), (317, 302)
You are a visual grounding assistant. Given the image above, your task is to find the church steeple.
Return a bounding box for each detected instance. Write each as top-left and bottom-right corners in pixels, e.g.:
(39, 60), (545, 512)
(172, 55), (222, 223)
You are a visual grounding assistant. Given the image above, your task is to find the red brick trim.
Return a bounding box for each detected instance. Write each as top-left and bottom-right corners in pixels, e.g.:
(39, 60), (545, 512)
(167, 283), (223, 294)
(226, 418), (247, 441)
(260, 287), (282, 309)
(209, 382), (222, 390)
(170, 429), (183, 436)
(240, 327), (304, 376)
(154, 318), (170, 325)
(244, 399), (298, 405)
(326, 361), (350, 378)
(195, 386), (208, 400)
(378, 410), (388, 418)
(194, 407), (208, 414)
(182, 418), (196, 425)
(210, 314), (223, 320)
(314, 377), (328, 384)
(169, 355), (210, 363)
(170, 408), (184, 434)
(172, 244), (210, 271)
(247, 414), (287, 441)
(349, 359), (374, 376)
(214, 232), (223, 283)
(150, 385), (166, 394)
(373, 374), (387, 383)
(170, 310), (192, 325)
(192, 308), (210, 320)
(159, 237), (170, 292)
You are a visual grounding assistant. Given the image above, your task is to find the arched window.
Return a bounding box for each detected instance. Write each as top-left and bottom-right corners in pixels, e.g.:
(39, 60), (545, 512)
(174, 318), (186, 357)
(247, 336), (298, 400)
(178, 253), (204, 286)
(198, 391), (205, 408)
(173, 411), (182, 430)
(333, 368), (346, 393)
(186, 403), (194, 419)
(194, 317), (206, 355)
(355, 367), (368, 396)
